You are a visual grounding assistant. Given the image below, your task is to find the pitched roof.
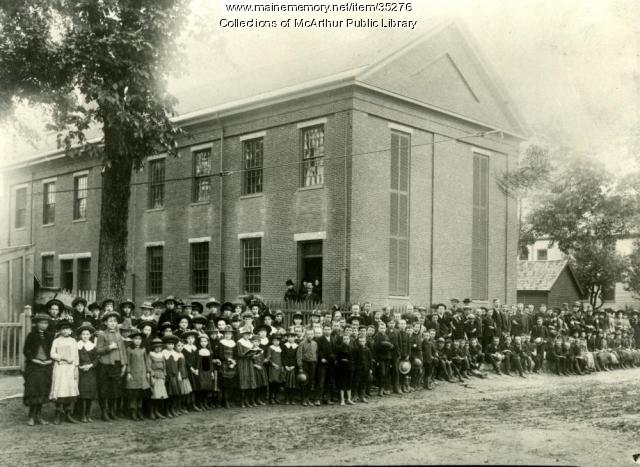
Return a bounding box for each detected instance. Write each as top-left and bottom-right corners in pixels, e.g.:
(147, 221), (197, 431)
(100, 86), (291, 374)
(1, 17), (529, 170)
(517, 260), (583, 294)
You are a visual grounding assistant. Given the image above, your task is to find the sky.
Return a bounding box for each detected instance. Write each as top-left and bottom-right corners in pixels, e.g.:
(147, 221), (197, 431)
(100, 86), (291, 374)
(0, 0), (638, 175)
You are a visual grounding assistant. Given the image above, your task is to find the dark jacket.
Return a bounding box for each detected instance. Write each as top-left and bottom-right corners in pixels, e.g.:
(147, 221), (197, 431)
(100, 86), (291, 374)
(23, 330), (54, 362)
(352, 342), (372, 372)
(373, 332), (393, 361)
(315, 335), (333, 364)
(421, 338), (434, 364)
(396, 330), (411, 359)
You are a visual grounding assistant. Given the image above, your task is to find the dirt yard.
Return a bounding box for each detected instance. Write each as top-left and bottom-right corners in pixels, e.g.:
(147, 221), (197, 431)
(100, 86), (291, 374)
(2, 369), (640, 466)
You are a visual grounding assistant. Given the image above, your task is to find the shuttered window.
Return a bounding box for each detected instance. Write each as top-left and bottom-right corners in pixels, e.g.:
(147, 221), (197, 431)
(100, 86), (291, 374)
(191, 242), (209, 295)
(242, 238), (261, 293)
(73, 175), (88, 220)
(147, 246), (163, 295)
(148, 159), (165, 209)
(42, 255), (54, 288)
(389, 131), (410, 295)
(43, 182), (55, 225)
(243, 138), (263, 195)
(193, 149), (211, 202)
(472, 153), (489, 299)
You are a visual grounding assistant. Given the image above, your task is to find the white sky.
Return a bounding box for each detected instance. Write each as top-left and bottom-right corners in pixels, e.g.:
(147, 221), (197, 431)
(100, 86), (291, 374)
(0, 0), (638, 176)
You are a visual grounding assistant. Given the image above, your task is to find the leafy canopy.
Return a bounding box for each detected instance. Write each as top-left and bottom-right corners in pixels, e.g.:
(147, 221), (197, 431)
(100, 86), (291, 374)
(0, 0), (188, 167)
(525, 159), (638, 307)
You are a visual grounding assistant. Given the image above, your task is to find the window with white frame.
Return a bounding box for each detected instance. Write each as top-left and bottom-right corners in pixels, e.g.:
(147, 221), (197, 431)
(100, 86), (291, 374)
(148, 159), (165, 209)
(301, 125), (324, 187)
(14, 186), (27, 229)
(41, 255), (54, 288)
(242, 238), (261, 293)
(243, 138), (263, 195)
(43, 181), (55, 224)
(73, 175), (88, 220)
(193, 149), (211, 202)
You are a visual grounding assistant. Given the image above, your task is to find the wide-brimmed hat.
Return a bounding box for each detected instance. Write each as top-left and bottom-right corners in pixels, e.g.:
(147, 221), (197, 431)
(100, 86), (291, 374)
(191, 315), (207, 325)
(221, 302), (234, 312)
(87, 302), (100, 312)
(101, 310), (121, 322)
(76, 322), (96, 334)
(128, 328), (143, 340)
(150, 338), (163, 348)
(162, 334), (179, 344)
(100, 298), (115, 309)
(46, 299), (65, 312)
(32, 313), (52, 324)
(71, 297), (87, 308)
(119, 299), (135, 310)
(182, 330), (199, 340)
(191, 302), (203, 313)
(159, 321), (174, 332)
(239, 326), (252, 335)
(164, 295), (177, 305)
(206, 297), (221, 308)
(140, 301), (154, 310)
(138, 319), (157, 330)
(151, 300), (164, 308)
(57, 320), (73, 331)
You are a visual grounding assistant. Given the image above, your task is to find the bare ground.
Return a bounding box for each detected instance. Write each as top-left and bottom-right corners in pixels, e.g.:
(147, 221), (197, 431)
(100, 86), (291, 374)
(2, 369), (640, 466)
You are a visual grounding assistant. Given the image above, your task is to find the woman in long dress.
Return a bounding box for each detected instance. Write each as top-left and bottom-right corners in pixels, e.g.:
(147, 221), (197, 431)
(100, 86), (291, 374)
(23, 313), (54, 426)
(49, 321), (80, 424)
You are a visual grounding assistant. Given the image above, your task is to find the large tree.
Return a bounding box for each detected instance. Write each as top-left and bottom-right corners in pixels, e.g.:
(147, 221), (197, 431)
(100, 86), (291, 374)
(524, 159), (637, 308)
(0, 0), (188, 301)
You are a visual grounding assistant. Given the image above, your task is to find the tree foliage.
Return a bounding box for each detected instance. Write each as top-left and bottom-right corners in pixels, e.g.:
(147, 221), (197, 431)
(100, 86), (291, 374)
(525, 159), (638, 308)
(0, 0), (189, 301)
(624, 240), (640, 300)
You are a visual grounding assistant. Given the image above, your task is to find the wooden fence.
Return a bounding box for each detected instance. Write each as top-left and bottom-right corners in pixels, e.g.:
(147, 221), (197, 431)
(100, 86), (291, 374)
(0, 305), (32, 371)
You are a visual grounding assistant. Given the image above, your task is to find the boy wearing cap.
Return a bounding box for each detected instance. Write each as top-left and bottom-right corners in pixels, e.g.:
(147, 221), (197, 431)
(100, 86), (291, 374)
(316, 324), (334, 405)
(296, 329), (318, 406)
(96, 311), (128, 421)
(282, 332), (299, 404)
(159, 296), (180, 329)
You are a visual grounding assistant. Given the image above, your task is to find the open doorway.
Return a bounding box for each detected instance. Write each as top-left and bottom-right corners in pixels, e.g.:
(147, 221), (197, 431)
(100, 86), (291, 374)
(298, 240), (323, 301)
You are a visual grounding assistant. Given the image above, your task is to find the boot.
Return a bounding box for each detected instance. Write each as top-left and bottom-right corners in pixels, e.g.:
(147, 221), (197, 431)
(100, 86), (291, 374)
(85, 401), (93, 422)
(108, 400), (120, 420)
(65, 407), (79, 424)
(79, 401), (88, 423)
(378, 387), (384, 397)
(155, 402), (166, 419)
(27, 406), (35, 426)
(53, 408), (64, 425)
(101, 403), (112, 422)
(346, 390), (355, 405)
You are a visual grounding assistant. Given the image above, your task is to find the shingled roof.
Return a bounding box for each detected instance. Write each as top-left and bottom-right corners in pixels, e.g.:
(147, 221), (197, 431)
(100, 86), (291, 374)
(517, 260), (583, 294)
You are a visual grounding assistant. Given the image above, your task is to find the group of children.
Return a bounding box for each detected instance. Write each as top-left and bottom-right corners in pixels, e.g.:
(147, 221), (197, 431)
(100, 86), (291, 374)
(22, 295), (640, 425)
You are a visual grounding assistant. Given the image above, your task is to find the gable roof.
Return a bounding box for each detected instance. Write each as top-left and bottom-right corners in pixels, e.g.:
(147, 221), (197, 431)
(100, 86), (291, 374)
(517, 260), (583, 295)
(1, 17), (529, 170)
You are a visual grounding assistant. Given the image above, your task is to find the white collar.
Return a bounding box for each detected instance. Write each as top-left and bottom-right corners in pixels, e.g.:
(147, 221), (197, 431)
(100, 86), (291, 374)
(183, 344), (197, 352)
(220, 338), (236, 347)
(77, 340), (96, 351)
(284, 342), (298, 349)
(198, 348), (211, 356)
(238, 339), (252, 349)
(269, 345), (281, 352)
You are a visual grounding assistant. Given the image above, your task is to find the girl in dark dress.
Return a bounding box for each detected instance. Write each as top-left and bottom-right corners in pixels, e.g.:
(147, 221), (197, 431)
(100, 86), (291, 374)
(23, 313), (54, 426)
(335, 333), (355, 406)
(162, 335), (181, 417)
(281, 332), (298, 405)
(219, 326), (238, 408)
(195, 335), (214, 409)
(76, 322), (98, 422)
(181, 331), (201, 411)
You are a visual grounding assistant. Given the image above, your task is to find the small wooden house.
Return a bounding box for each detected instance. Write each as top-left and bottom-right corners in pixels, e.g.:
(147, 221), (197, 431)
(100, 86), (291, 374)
(517, 260), (584, 308)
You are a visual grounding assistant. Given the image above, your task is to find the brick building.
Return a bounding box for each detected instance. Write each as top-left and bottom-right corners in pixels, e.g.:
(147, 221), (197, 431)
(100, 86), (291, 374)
(0, 19), (529, 308)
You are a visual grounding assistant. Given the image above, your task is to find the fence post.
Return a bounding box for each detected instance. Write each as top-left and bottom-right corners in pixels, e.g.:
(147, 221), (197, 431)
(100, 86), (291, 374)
(20, 305), (32, 372)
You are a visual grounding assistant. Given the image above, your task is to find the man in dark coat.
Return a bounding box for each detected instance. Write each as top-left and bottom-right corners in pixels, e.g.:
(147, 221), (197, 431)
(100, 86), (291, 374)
(315, 324), (334, 404)
(158, 296), (180, 328)
(283, 279), (298, 303)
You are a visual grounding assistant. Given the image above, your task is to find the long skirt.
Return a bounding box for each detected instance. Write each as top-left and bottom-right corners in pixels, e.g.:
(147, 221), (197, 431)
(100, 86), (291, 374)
(178, 377), (193, 395)
(254, 365), (268, 388)
(197, 369), (213, 392)
(166, 376), (181, 396)
(78, 368), (98, 400)
(283, 368), (297, 390)
(23, 363), (52, 406)
(50, 362), (79, 400)
(238, 359), (257, 390)
(268, 365), (284, 384)
(150, 377), (168, 400)
(585, 352), (596, 370)
(98, 363), (123, 399)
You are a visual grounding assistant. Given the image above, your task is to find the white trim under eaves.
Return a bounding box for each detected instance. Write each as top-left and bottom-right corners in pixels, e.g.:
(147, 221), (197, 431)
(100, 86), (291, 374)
(42, 177), (57, 185)
(355, 81), (526, 141)
(40, 251), (55, 257)
(238, 232), (264, 240)
(73, 169), (89, 178)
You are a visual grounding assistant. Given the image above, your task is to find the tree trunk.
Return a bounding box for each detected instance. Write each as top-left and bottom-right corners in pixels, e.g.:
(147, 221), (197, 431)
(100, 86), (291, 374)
(96, 130), (133, 303)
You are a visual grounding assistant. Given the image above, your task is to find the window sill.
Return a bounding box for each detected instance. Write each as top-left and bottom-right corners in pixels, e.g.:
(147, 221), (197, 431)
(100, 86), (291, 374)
(72, 218), (87, 224)
(189, 294), (209, 299)
(42, 223), (55, 228)
(146, 207), (164, 213)
(190, 201), (210, 207)
(13, 227), (26, 231)
(297, 185), (325, 192)
(240, 193), (264, 200)
(388, 295), (410, 300)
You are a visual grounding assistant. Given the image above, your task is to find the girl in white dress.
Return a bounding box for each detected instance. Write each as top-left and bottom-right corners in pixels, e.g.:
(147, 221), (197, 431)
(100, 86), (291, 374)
(49, 321), (80, 424)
